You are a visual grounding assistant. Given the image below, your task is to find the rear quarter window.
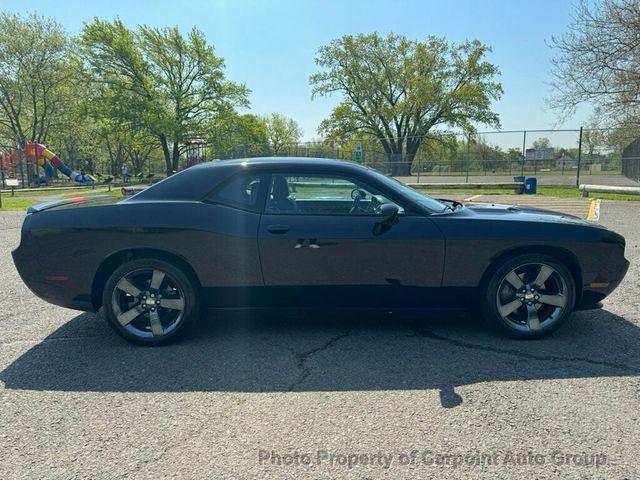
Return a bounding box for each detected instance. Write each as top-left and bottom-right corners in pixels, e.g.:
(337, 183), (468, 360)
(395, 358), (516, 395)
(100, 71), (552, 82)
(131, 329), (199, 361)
(204, 173), (266, 212)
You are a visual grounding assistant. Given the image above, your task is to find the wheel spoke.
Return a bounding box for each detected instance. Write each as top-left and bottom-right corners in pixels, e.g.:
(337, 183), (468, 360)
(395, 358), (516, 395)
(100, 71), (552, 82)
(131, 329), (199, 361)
(498, 299), (523, 317)
(526, 304), (541, 330)
(149, 310), (164, 336)
(116, 278), (141, 297)
(537, 294), (566, 308)
(533, 265), (554, 289)
(117, 305), (144, 326)
(150, 270), (165, 290)
(505, 271), (524, 289)
(159, 298), (184, 311)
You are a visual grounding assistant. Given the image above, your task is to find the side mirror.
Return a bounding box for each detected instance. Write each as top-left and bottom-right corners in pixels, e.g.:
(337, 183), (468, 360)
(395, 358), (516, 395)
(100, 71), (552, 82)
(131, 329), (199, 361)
(379, 203), (399, 225)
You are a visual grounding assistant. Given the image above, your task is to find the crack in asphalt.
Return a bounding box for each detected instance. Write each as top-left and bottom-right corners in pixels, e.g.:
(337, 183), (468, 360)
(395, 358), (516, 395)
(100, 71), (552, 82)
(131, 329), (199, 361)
(116, 442), (175, 480)
(405, 322), (640, 374)
(287, 329), (352, 392)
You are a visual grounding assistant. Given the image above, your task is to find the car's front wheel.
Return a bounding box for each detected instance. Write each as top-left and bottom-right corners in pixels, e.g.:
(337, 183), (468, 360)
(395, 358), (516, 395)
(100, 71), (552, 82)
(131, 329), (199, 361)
(102, 258), (199, 345)
(482, 254), (576, 339)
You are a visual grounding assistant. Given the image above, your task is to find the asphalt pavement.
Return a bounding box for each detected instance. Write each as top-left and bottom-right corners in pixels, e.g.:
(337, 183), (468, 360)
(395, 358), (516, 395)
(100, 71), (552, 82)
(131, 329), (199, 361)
(0, 201), (638, 479)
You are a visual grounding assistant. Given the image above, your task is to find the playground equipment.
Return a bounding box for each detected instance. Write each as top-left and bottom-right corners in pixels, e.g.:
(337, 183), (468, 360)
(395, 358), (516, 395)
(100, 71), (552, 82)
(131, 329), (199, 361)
(25, 143), (93, 185)
(183, 138), (207, 168)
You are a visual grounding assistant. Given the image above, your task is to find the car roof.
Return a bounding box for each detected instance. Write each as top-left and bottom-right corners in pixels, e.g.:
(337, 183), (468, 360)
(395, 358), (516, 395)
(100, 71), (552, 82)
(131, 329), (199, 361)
(129, 157), (371, 202)
(191, 157), (368, 171)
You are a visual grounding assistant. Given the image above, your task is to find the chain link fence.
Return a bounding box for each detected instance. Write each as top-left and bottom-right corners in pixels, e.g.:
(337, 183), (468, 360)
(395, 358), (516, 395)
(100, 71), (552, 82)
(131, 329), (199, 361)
(221, 128), (638, 187)
(3, 128), (639, 189)
(622, 138), (640, 182)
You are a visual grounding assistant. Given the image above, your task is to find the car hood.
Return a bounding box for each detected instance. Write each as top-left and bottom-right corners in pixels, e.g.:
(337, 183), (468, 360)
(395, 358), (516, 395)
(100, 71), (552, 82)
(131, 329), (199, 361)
(460, 202), (599, 227)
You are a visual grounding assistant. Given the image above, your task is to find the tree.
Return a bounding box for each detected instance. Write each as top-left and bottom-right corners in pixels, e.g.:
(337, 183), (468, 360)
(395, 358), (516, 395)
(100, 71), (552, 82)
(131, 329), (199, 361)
(507, 148), (523, 161)
(0, 12), (74, 147)
(549, 0), (640, 126)
(206, 112), (269, 158)
(80, 19), (249, 175)
(533, 137), (551, 149)
(263, 113), (302, 155)
(310, 33), (502, 175)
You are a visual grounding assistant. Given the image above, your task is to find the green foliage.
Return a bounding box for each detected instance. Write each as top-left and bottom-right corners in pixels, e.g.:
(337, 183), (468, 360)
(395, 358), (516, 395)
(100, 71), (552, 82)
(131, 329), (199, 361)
(262, 113), (303, 155)
(532, 137), (551, 149)
(79, 19), (249, 174)
(206, 112), (269, 158)
(310, 32), (502, 174)
(0, 12), (73, 146)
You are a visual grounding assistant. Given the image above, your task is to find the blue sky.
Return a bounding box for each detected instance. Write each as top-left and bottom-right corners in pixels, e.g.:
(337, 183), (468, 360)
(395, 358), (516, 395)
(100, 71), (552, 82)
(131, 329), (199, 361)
(2, 0), (589, 140)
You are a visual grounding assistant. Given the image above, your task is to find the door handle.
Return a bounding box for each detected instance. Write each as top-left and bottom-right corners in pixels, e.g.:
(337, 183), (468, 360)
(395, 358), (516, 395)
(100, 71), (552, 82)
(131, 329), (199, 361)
(267, 225), (290, 234)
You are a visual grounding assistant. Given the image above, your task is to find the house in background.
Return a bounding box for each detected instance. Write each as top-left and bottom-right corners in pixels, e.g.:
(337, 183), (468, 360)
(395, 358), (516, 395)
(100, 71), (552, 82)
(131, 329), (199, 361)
(555, 153), (576, 169)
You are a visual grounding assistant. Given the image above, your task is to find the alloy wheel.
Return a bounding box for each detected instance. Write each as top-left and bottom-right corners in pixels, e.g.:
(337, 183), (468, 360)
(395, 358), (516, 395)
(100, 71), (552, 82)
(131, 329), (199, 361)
(496, 262), (568, 333)
(111, 268), (186, 339)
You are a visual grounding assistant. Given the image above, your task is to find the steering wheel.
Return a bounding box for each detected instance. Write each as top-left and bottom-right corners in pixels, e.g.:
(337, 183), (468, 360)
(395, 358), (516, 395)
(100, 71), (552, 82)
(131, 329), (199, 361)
(349, 188), (367, 213)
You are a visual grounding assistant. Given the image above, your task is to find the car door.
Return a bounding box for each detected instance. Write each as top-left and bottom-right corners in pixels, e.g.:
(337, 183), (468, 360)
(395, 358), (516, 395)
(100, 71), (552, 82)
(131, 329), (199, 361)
(198, 171), (269, 308)
(257, 172), (446, 308)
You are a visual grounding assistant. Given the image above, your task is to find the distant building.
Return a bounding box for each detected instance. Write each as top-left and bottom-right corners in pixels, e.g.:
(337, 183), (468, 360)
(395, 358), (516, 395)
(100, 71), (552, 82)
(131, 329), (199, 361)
(555, 153), (576, 169)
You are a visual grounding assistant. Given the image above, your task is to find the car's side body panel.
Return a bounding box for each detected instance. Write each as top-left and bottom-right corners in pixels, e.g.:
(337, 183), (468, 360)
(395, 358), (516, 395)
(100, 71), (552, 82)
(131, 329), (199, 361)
(432, 207), (628, 305)
(12, 158), (629, 315)
(13, 201), (264, 311)
(257, 213), (446, 308)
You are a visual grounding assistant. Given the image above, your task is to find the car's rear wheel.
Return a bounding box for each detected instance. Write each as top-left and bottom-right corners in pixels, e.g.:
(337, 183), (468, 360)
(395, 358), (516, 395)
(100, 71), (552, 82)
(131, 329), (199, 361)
(102, 258), (199, 345)
(482, 254), (576, 339)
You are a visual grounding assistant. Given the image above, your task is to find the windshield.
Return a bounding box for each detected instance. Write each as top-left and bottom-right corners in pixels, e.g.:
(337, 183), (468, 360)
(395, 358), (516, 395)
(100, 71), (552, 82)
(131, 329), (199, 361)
(365, 168), (449, 212)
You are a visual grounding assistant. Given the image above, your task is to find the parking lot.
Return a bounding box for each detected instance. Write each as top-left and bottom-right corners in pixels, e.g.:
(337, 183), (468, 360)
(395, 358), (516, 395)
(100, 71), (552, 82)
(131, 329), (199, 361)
(0, 199), (638, 479)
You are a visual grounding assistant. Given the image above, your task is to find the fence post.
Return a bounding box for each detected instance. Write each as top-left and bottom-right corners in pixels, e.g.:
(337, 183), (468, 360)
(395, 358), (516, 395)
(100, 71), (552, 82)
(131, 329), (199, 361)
(465, 134), (471, 183)
(576, 126), (583, 187)
(521, 130), (527, 177)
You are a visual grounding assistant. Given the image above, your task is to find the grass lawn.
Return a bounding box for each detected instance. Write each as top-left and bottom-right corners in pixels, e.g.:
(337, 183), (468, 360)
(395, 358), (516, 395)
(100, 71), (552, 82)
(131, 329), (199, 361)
(0, 197), (37, 211)
(10, 186), (121, 197)
(538, 186), (640, 202)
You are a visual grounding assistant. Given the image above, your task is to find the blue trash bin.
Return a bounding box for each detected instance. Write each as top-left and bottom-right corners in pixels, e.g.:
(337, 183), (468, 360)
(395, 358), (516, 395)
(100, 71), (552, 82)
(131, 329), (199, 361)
(525, 177), (537, 194)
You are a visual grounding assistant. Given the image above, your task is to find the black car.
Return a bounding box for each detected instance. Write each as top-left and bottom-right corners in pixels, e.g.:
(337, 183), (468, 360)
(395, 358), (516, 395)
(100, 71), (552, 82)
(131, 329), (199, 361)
(12, 158), (629, 345)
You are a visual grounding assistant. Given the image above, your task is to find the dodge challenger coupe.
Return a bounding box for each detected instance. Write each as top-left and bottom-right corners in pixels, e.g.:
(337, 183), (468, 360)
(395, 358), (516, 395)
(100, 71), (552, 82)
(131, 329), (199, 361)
(12, 158), (629, 345)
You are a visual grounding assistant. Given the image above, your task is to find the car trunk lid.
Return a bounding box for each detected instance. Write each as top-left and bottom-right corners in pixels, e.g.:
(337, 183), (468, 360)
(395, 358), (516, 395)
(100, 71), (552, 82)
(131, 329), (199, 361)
(27, 195), (120, 214)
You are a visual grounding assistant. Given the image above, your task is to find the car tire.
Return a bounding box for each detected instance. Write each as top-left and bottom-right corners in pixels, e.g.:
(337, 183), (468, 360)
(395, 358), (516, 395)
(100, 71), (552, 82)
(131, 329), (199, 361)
(482, 253), (576, 339)
(102, 257), (200, 345)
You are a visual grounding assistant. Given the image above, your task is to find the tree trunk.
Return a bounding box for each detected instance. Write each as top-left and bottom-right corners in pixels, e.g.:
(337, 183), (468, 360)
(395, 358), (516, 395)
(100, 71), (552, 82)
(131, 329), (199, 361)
(159, 135), (172, 176)
(116, 146), (124, 176)
(389, 152), (412, 176)
(171, 141), (180, 172)
(393, 140), (421, 177)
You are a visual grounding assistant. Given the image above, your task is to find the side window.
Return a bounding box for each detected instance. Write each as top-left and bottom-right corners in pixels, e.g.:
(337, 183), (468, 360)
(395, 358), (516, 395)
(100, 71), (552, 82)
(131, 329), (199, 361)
(205, 173), (264, 212)
(265, 174), (403, 215)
